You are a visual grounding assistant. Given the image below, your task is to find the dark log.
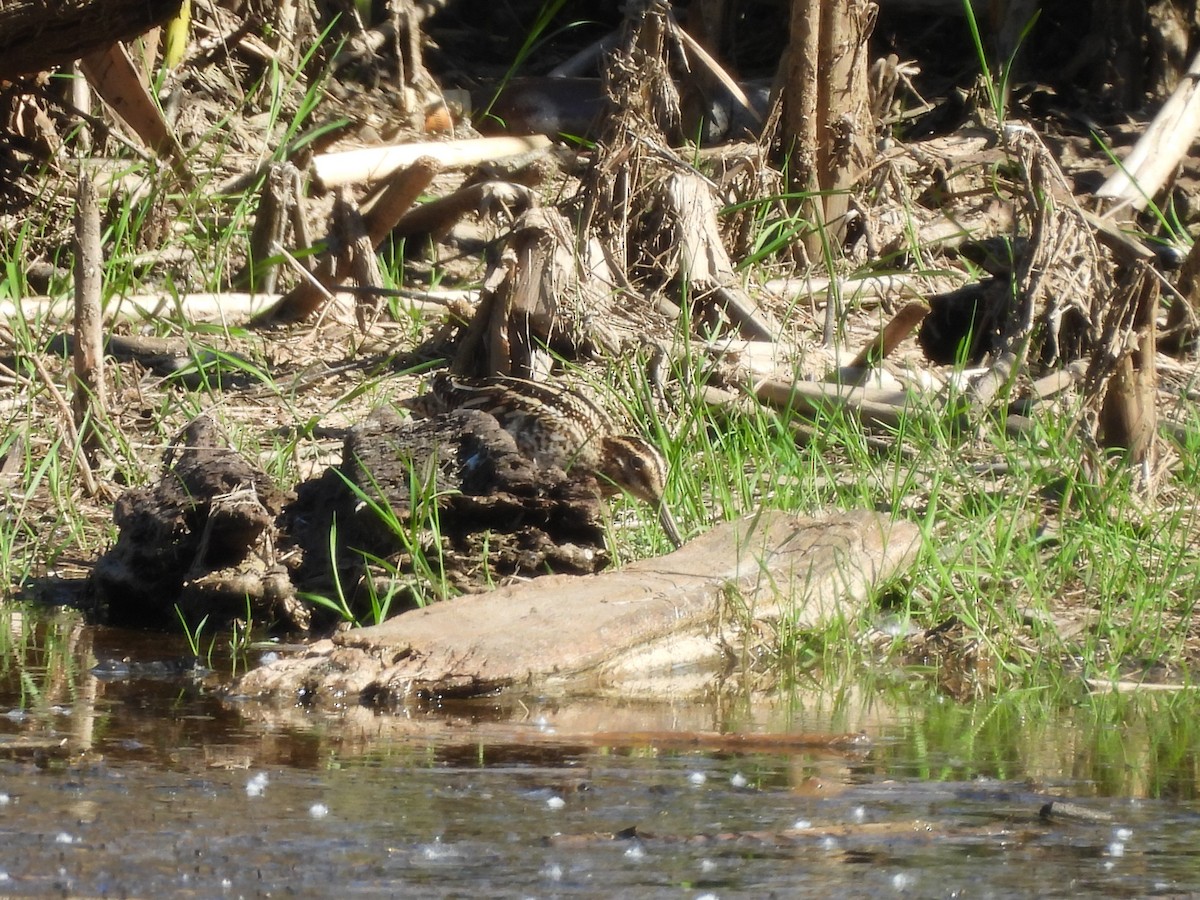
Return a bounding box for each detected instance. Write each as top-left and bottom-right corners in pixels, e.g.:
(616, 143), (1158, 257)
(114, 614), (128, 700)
(88, 417), (290, 629)
(0, 0), (183, 81)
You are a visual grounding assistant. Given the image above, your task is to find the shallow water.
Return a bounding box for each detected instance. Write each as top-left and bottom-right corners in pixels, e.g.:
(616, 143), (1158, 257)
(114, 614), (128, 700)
(1, 610), (1199, 898)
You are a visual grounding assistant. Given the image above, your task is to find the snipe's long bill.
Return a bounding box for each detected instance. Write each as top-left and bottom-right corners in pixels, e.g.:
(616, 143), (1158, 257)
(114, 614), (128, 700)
(657, 502), (683, 549)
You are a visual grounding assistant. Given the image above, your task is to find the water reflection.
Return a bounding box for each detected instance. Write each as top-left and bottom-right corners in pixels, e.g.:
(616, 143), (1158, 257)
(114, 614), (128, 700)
(0, 605), (1198, 896)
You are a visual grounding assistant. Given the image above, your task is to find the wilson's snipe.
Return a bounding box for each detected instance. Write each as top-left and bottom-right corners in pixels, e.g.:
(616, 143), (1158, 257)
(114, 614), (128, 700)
(406, 373), (683, 547)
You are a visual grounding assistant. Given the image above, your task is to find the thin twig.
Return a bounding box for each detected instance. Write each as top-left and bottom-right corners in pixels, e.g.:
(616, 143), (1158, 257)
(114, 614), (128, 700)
(29, 354), (101, 498)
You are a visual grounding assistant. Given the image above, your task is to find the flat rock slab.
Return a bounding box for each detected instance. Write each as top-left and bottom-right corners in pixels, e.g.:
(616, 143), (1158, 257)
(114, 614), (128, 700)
(233, 509), (920, 708)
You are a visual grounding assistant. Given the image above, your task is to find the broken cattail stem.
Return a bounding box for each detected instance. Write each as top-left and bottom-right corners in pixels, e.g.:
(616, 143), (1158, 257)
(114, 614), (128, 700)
(846, 300), (930, 369)
(233, 162), (300, 293)
(362, 156), (441, 246)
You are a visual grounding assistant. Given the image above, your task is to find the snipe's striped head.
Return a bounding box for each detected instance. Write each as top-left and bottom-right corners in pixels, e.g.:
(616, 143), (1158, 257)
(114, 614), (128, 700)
(596, 434), (682, 547)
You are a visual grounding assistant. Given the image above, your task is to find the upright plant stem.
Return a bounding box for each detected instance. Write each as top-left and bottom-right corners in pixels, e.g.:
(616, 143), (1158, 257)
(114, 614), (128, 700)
(73, 168), (106, 462)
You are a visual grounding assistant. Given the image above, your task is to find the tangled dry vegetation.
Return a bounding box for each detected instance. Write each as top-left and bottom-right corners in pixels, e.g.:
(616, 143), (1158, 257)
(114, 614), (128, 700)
(2, 1), (1200, 685)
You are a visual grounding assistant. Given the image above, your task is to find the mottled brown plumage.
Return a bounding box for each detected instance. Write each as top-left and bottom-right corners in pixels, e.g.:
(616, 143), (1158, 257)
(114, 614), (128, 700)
(406, 373), (683, 547)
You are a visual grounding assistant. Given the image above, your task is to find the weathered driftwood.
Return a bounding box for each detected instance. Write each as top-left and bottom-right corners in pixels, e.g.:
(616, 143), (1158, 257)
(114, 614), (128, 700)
(0, 0), (182, 80)
(233, 509), (920, 706)
(312, 136), (551, 189)
(1095, 49), (1200, 212)
(0, 291), (454, 324)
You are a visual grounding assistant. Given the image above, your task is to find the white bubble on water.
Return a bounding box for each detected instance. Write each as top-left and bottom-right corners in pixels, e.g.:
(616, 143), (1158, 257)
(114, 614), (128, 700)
(699, 858), (718, 873)
(245, 772), (269, 797)
(54, 832), (76, 844)
(624, 843), (646, 860)
(0, 793), (10, 805)
(421, 842), (456, 861)
(688, 771), (707, 786)
(420, 845), (439, 861)
(546, 796), (566, 810)
(695, 893), (720, 900)
(541, 863), (563, 881)
(1108, 841), (1125, 857)
(821, 836), (839, 851)
(0, 870), (9, 882)
(852, 805), (867, 823)
(792, 818), (813, 830)
(1114, 827), (1133, 841)
(309, 803), (329, 819)
(729, 772), (748, 789)
(891, 872), (916, 892)
(259, 651), (279, 664)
